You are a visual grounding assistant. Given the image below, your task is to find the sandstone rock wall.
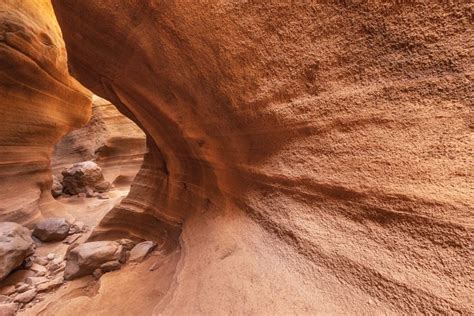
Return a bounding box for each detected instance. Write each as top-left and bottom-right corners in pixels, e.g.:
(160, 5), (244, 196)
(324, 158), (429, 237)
(0, 0), (90, 225)
(11, 0), (474, 314)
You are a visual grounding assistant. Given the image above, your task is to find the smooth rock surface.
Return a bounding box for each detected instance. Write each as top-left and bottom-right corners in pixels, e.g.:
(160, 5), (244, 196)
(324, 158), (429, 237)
(0, 222), (35, 281)
(33, 218), (70, 242)
(0, 303), (18, 316)
(64, 241), (123, 280)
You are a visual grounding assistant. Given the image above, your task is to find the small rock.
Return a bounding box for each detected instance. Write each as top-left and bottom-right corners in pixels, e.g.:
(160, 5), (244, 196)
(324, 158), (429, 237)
(100, 261), (121, 273)
(13, 289), (36, 303)
(63, 234), (81, 245)
(68, 221), (86, 235)
(34, 257), (48, 266)
(35, 271), (47, 277)
(61, 161), (111, 195)
(33, 218), (71, 242)
(48, 261), (66, 274)
(0, 286), (16, 296)
(51, 175), (63, 197)
(15, 283), (30, 294)
(46, 253), (55, 261)
(129, 241), (157, 263)
(36, 277), (63, 292)
(92, 269), (102, 280)
(97, 194), (110, 200)
(119, 251), (130, 264)
(0, 303), (18, 316)
(25, 276), (49, 286)
(22, 257), (33, 269)
(117, 239), (135, 251)
(30, 263), (47, 274)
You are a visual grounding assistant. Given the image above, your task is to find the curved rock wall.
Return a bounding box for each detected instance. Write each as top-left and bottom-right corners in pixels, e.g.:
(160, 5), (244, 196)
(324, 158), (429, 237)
(0, 0), (90, 226)
(51, 96), (147, 186)
(52, 1), (473, 314)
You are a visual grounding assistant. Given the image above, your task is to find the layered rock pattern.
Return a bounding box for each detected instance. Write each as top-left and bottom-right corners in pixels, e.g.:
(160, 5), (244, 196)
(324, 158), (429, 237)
(0, 0), (91, 225)
(51, 1), (474, 314)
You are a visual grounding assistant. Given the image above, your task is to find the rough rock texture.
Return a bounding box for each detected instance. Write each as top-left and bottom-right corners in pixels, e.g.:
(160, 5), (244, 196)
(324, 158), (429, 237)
(0, 222), (35, 281)
(32, 218), (70, 242)
(64, 241), (124, 280)
(0, 0), (91, 225)
(51, 0), (474, 314)
(51, 96), (147, 187)
(61, 161), (110, 195)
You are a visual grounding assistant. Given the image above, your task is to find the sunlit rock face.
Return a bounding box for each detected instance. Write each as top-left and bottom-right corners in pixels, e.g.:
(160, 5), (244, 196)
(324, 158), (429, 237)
(0, 0), (90, 225)
(51, 96), (147, 187)
(52, 1), (473, 314)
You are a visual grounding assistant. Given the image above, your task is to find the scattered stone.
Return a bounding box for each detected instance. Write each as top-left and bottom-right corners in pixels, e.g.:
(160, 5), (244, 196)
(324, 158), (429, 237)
(117, 239), (135, 251)
(61, 161), (111, 195)
(69, 221), (86, 235)
(51, 175), (63, 197)
(34, 257), (48, 266)
(46, 253), (55, 261)
(25, 276), (48, 286)
(36, 277), (63, 292)
(30, 263), (47, 274)
(15, 283), (30, 294)
(33, 218), (71, 242)
(97, 194), (110, 200)
(63, 234), (81, 245)
(92, 269), (102, 280)
(35, 270), (47, 277)
(48, 260), (66, 274)
(13, 289), (36, 304)
(0, 222), (35, 281)
(64, 241), (124, 280)
(0, 303), (18, 316)
(100, 261), (121, 273)
(129, 241), (157, 263)
(0, 286), (15, 296)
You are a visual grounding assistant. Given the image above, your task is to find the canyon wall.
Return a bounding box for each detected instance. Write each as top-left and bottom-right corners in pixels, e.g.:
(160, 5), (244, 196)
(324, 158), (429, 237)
(0, 0), (91, 226)
(52, 96), (147, 187)
(0, 0), (468, 314)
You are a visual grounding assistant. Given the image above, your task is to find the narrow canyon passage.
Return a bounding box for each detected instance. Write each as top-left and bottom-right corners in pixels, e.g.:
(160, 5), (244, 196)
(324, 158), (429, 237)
(1, 0), (473, 315)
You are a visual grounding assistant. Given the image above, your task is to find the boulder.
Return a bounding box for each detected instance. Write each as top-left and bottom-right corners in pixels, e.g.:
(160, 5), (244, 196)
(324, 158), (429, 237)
(33, 218), (70, 242)
(64, 241), (124, 280)
(129, 241), (157, 263)
(0, 222), (35, 281)
(61, 161), (111, 195)
(0, 303), (18, 316)
(51, 175), (63, 197)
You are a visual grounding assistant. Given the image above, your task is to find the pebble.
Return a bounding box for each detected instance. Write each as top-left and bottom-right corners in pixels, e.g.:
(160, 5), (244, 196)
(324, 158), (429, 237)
(46, 253), (55, 261)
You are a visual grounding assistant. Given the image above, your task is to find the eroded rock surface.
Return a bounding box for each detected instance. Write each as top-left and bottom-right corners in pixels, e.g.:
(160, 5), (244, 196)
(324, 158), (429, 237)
(52, 1), (473, 315)
(0, 0), (91, 225)
(0, 223), (35, 281)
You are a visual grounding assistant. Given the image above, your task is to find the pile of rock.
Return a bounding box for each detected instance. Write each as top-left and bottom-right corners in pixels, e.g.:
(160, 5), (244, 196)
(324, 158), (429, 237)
(52, 161), (111, 198)
(0, 252), (66, 313)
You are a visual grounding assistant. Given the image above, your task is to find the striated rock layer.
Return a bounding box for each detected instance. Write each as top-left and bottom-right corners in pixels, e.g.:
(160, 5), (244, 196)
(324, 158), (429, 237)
(0, 0), (90, 225)
(52, 1), (473, 314)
